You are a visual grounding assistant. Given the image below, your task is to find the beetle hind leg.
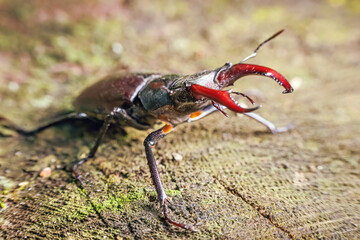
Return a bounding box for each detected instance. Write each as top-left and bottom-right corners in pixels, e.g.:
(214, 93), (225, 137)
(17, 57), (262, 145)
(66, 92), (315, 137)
(1, 112), (93, 136)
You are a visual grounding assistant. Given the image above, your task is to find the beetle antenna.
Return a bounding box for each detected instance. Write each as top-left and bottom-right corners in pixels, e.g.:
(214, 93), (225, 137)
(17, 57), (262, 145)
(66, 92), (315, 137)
(239, 29), (284, 64)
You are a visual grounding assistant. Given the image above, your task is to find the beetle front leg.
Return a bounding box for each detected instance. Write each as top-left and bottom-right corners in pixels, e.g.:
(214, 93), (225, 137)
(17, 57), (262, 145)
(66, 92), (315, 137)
(144, 125), (198, 231)
(243, 112), (294, 134)
(187, 105), (293, 134)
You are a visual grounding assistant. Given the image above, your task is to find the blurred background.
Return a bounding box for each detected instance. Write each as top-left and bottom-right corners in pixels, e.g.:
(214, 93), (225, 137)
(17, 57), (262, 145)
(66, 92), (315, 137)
(0, 0), (358, 121)
(0, 0), (359, 239)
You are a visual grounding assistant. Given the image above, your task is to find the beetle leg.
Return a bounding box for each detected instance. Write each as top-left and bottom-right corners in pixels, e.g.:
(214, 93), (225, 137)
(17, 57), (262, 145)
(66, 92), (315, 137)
(72, 110), (114, 184)
(187, 105), (218, 122)
(0, 112), (92, 136)
(111, 108), (150, 130)
(188, 105), (293, 134)
(73, 107), (151, 184)
(144, 126), (198, 231)
(243, 112), (294, 134)
(72, 107), (137, 183)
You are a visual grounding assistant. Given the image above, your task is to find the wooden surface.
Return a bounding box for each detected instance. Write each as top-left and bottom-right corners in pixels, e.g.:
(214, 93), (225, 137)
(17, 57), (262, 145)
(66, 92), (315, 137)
(0, 1), (359, 239)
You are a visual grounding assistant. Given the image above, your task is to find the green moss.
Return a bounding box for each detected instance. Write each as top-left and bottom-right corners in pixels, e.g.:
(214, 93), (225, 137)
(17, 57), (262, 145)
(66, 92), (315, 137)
(200, 198), (219, 205)
(61, 204), (94, 222)
(91, 187), (147, 213)
(165, 189), (182, 197)
(0, 200), (5, 209)
(43, 191), (95, 224)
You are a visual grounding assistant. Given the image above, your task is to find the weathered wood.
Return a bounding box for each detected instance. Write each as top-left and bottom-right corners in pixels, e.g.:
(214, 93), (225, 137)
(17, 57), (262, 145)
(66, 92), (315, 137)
(1, 1), (359, 239)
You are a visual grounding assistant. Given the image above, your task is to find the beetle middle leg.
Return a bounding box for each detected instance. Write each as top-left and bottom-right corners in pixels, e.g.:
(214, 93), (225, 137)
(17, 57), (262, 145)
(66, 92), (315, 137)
(72, 111), (113, 184)
(144, 125), (198, 231)
(73, 107), (150, 183)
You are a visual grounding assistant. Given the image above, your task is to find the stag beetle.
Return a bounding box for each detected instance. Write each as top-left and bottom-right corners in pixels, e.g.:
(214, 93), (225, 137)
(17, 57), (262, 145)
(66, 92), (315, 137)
(3, 30), (293, 231)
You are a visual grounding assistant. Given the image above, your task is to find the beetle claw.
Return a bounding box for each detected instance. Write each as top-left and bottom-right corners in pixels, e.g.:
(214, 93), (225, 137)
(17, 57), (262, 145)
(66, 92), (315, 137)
(72, 157), (91, 186)
(162, 198), (198, 231)
(76, 175), (89, 186)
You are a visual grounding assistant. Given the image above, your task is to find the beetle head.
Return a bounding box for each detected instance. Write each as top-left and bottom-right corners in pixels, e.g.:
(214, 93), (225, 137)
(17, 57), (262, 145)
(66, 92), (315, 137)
(169, 62), (293, 116)
(170, 29), (294, 116)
